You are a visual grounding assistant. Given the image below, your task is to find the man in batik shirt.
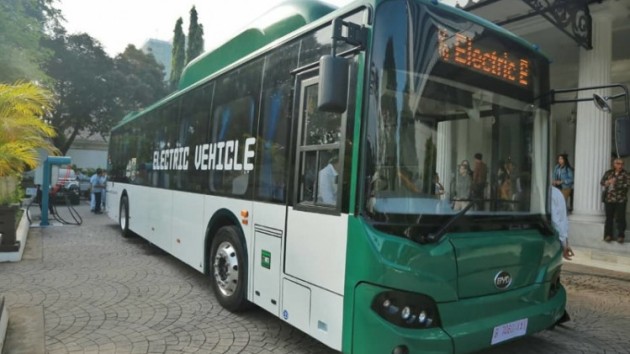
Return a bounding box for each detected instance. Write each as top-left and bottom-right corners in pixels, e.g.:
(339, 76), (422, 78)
(601, 158), (630, 243)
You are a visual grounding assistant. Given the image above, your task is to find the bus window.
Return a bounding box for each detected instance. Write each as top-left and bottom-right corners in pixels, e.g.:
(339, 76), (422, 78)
(256, 42), (299, 203)
(296, 79), (342, 208)
(137, 113), (155, 186)
(209, 58), (263, 197)
(256, 87), (290, 201)
(177, 83), (212, 192)
(149, 100), (181, 189)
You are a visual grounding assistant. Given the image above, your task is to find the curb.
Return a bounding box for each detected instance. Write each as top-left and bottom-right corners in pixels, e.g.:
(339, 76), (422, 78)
(0, 297), (8, 353)
(0, 208), (29, 263)
(570, 247), (630, 273)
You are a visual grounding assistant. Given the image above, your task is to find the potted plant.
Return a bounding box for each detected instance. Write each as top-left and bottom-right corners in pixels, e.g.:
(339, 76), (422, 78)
(0, 82), (58, 251)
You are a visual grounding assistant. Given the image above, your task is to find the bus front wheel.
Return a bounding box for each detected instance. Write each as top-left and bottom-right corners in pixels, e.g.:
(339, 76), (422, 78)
(209, 226), (249, 312)
(119, 196), (131, 238)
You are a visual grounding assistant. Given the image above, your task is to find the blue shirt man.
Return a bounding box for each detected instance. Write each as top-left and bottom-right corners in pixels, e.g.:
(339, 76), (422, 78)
(90, 168), (105, 213)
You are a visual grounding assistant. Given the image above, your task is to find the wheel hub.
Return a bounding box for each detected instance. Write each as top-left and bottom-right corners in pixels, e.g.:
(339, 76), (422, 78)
(213, 241), (239, 296)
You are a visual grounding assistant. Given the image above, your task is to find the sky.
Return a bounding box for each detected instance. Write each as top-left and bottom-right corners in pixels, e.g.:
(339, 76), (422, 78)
(56, 0), (351, 57)
(57, 0), (465, 57)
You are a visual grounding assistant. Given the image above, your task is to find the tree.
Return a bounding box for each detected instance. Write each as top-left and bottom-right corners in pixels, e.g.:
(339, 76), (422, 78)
(41, 31), (119, 154)
(170, 17), (186, 90)
(113, 45), (168, 112)
(186, 6), (205, 65)
(0, 82), (59, 177)
(41, 32), (169, 155)
(0, 0), (61, 82)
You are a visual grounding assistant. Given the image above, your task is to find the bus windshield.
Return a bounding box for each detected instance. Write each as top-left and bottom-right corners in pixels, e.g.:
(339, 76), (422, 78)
(363, 0), (550, 229)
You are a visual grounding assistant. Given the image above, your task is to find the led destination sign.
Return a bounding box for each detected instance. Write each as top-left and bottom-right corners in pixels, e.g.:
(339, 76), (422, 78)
(437, 29), (530, 88)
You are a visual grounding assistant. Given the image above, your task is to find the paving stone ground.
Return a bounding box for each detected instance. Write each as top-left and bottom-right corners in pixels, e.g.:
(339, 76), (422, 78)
(1, 202), (629, 353)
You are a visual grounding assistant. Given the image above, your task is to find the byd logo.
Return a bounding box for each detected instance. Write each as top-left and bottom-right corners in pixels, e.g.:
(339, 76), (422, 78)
(494, 271), (512, 289)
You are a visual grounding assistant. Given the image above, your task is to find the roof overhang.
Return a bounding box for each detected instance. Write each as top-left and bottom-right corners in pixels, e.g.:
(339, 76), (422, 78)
(454, 0), (603, 49)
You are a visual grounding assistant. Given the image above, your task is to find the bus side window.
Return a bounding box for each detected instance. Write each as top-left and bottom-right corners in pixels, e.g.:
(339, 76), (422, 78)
(139, 112), (157, 187)
(296, 81), (342, 208)
(161, 99), (181, 189)
(210, 98), (255, 195)
(300, 151), (317, 202)
(255, 42), (299, 204)
(208, 59), (262, 197)
(178, 83), (211, 193)
(257, 87), (291, 202)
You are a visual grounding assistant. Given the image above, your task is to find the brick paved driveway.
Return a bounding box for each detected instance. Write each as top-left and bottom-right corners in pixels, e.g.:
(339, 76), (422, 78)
(1, 204), (629, 353)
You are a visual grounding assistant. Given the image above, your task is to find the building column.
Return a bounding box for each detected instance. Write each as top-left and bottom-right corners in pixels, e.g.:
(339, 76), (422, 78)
(570, 8), (612, 239)
(436, 121), (453, 198)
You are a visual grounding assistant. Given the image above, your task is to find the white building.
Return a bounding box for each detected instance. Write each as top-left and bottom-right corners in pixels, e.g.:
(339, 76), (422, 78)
(65, 132), (108, 171)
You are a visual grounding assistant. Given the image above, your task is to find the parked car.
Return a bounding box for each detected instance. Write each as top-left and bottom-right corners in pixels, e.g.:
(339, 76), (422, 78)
(53, 166), (81, 205)
(75, 173), (91, 199)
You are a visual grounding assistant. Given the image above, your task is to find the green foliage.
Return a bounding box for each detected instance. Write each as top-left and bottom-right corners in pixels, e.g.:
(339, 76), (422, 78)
(0, 179), (23, 206)
(0, 178), (25, 206)
(170, 17), (186, 90)
(41, 32), (169, 155)
(41, 31), (119, 154)
(113, 45), (168, 112)
(186, 6), (205, 65)
(0, 82), (58, 177)
(0, 0), (61, 83)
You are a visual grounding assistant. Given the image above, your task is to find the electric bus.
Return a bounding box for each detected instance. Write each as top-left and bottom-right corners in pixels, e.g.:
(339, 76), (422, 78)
(107, 1), (566, 352)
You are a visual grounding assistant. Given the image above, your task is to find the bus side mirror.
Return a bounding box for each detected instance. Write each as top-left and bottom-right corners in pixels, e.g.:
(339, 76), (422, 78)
(615, 116), (630, 157)
(318, 55), (348, 113)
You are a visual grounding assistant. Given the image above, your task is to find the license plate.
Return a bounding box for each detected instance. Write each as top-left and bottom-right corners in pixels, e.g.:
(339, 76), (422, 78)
(491, 318), (528, 345)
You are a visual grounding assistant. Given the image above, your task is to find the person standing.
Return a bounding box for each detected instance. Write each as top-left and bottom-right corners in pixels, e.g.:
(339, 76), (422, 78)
(551, 186), (574, 260)
(471, 153), (487, 210)
(550, 186), (574, 325)
(317, 155), (340, 206)
(432, 172), (445, 198)
(552, 154), (574, 207)
(100, 171), (108, 211)
(600, 158), (630, 243)
(453, 160), (472, 210)
(90, 168), (105, 214)
(497, 157), (513, 197)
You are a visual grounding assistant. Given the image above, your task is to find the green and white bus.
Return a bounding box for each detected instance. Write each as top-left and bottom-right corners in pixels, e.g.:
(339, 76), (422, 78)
(107, 0), (566, 352)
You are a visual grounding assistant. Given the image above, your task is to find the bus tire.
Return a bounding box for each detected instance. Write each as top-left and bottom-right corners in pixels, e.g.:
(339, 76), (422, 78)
(119, 196), (131, 238)
(209, 226), (250, 312)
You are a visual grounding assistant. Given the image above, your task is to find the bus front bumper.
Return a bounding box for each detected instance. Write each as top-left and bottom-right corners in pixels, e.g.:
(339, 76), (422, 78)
(350, 282), (566, 354)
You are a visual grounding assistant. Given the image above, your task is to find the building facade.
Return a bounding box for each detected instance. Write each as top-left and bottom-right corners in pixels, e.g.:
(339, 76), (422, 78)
(455, 0), (630, 246)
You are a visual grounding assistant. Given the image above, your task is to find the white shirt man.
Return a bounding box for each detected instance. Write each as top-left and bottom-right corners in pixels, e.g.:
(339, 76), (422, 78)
(318, 156), (340, 205)
(551, 186), (574, 260)
(90, 169), (105, 213)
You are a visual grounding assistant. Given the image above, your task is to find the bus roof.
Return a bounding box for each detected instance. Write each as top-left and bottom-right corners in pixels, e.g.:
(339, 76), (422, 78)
(112, 0), (548, 130)
(114, 0), (338, 129)
(178, 0), (337, 90)
(176, 0), (548, 92)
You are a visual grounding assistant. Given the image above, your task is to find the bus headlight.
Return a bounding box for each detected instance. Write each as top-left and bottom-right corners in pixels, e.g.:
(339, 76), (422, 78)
(371, 290), (441, 329)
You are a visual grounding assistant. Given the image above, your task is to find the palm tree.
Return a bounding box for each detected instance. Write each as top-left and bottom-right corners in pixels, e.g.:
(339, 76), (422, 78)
(0, 82), (59, 178)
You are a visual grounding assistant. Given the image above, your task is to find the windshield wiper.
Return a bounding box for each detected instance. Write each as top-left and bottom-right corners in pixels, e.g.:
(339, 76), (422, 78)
(422, 200), (475, 244)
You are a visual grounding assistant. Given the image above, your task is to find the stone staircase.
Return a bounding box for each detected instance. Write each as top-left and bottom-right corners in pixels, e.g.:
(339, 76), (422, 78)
(569, 218), (630, 273)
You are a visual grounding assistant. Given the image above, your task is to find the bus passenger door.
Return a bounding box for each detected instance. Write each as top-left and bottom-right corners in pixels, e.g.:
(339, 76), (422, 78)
(283, 73), (349, 349)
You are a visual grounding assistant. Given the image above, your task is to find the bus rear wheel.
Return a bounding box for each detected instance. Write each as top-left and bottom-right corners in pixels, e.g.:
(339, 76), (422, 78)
(209, 226), (249, 312)
(119, 196), (131, 238)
